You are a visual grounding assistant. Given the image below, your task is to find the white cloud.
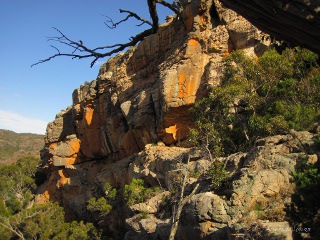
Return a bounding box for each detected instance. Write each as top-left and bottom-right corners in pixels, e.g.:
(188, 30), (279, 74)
(0, 110), (48, 135)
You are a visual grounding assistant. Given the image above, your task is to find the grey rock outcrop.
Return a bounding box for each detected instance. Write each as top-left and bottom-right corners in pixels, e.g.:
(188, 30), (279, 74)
(38, 129), (319, 239)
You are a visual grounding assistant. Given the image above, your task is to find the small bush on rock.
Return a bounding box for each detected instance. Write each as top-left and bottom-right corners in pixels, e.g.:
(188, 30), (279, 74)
(86, 181), (117, 216)
(205, 161), (229, 190)
(87, 197), (112, 213)
(123, 178), (159, 205)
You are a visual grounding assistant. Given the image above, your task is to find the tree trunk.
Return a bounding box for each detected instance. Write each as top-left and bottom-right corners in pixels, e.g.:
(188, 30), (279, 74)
(169, 155), (199, 240)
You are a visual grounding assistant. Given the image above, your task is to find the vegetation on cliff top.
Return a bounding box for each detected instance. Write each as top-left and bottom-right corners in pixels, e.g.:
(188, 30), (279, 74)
(190, 47), (320, 157)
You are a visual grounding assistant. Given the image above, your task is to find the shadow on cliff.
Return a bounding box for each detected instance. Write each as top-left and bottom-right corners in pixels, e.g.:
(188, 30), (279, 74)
(120, 18), (193, 147)
(285, 141), (320, 240)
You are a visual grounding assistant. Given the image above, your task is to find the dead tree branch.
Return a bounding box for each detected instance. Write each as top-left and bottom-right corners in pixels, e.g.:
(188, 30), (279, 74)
(156, 0), (180, 14)
(32, 1), (181, 68)
(32, 27), (154, 68)
(104, 9), (152, 29)
(147, 0), (159, 32)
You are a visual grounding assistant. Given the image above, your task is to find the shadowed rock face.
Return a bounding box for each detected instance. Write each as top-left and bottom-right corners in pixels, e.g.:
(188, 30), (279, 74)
(219, 0), (320, 53)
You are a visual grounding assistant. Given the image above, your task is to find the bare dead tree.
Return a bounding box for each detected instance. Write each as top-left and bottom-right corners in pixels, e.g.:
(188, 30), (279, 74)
(169, 154), (200, 240)
(32, 0), (181, 68)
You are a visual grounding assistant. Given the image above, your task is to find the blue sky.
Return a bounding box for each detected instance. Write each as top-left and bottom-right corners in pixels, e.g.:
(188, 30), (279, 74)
(0, 0), (171, 134)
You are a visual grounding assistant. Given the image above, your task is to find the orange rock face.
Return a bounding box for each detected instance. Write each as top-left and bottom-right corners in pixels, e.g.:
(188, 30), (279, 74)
(57, 169), (69, 187)
(41, 0), (270, 164)
(41, 0), (269, 165)
(48, 137), (81, 166)
(38, 0), (269, 204)
(69, 139), (81, 155)
(84, 106), (94, 126)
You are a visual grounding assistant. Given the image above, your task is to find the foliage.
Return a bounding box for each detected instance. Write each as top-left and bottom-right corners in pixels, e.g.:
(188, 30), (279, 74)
(86, 181), (117, 216)
(190, 48), (320, 156)
(123, 179), (158, 206)
(0, 157), (39, 215)
(290, 155), (320, 239)
(0, 157), (101, 240)
(250, 193), (287, 222)
(138, 211), (150, 219)
(205, 161), (229, 190)
(189, 122), (223, 160)
(87, 197), (112, 213)
(103, 182), (117, 200)
(293, 160), (320, 193)
(0, 202), (100, 240)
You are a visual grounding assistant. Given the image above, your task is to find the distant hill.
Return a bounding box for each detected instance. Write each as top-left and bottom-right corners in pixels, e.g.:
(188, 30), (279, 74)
(0, 129), (44, 164)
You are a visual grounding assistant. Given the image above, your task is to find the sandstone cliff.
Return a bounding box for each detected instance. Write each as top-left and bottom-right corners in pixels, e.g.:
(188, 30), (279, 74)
(39, 0), (269, 172)
(34, 0), (315, 239)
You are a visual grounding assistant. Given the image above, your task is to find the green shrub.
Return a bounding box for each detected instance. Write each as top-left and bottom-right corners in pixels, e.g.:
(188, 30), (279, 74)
(138, 211), (149, 219)
(253, 202), (266, 219)
(205, 161), (229, 190)
(86, 181), (117, 215)
(87, 197), (112, 213)
(0, 157), (39, 215)
(293, 160), (320, 195)
(190, 47), (320, 156)
(103, 181), (117, 200)
(1, 199), (101, 240)
(290, 156), (320, 239)
(0, 158), (101, 240)
(123, 179), (158, 205)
